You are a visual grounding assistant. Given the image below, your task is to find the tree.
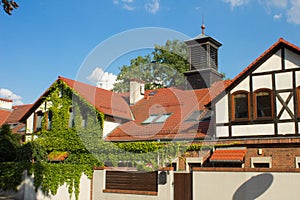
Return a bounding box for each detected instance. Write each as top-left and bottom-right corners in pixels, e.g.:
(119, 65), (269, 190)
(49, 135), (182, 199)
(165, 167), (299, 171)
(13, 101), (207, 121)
(1, 0), (18, 15)
(113, 39), (189, 93)
(0, 124), (20, 162)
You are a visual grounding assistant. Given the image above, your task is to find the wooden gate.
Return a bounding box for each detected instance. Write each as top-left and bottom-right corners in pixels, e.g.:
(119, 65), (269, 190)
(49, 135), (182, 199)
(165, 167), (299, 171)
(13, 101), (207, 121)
(174, 173), (192, 200)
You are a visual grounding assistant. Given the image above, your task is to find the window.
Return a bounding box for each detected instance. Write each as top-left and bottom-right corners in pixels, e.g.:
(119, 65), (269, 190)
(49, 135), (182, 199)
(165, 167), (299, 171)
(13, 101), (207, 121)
(47, 110), (53, 130)
(35, 111), (44, 131)
(232, 91), (249, 121)
(68, 107), (75, 128)
(82, 113), (87, 128)
(155, 113), (171, 123)
(254, 89), (273, 119)
(142, 115), (159, 124)
(142, 113), (172, 124)
(251, 157), (272, 168)
(185, 110), (203, 121)
(295, 157), (300, 168)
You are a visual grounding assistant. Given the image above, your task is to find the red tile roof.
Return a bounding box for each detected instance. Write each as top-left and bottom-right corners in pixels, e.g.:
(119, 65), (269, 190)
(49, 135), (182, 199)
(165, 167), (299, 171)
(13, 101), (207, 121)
(21, 77), (132, 121)
(210, 149), (247, 163)
(208, 38), (300, 105)
(5, 104), (32, 124)
(0, 110), (11, 126)
(48, 151), (69, 161)
(106, 80), (230, 142)
(59, 77), (132, 120)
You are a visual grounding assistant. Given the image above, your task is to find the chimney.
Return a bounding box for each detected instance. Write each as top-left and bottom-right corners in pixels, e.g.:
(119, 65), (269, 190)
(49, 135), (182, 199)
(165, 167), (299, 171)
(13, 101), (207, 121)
(0, 98), (13, 110)
(130, 79), (145, 105)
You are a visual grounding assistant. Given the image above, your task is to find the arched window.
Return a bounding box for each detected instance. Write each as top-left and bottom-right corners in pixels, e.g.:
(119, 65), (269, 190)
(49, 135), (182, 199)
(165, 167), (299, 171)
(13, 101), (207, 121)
(254, 89), (273, 119)
(232, 91), (249, 121)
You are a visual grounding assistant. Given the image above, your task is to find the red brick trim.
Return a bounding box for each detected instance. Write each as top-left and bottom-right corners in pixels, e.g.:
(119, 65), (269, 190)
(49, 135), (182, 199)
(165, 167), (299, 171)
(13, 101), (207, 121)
(0, 98), (13, 102)
(193, 167), (300, 173)
(93, 166), (109, 170)
(158, 167), (174, 171)
(103, 189), (158, 196)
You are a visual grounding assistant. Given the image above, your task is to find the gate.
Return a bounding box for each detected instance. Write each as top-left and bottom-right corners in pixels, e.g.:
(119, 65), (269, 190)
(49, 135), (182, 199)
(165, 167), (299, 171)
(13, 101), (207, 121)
(174, 173), (192, 200)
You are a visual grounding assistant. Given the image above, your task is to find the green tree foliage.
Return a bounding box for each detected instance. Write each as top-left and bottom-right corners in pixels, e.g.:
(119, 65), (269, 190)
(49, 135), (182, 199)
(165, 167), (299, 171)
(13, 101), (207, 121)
(113, 39), (189, 92)
(0, 124), (20, 162)
(1, 0), (18, 15)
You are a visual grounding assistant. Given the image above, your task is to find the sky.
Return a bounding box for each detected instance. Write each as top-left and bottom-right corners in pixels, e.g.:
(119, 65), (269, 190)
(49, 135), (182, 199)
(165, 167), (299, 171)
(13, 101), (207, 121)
(1, 0), (300, 105)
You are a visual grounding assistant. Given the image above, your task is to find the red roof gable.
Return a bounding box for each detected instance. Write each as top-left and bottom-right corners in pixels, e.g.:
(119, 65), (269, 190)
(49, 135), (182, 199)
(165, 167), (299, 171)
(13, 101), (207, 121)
(210, 149), (247, 163)
(21, 77), (132, 122)
(59, 77), (132, 120)
(208, 38), (300, 105)
(5, 104), (32, 124)
(0, 110), (11, 126)
(106, 80), (230, 142)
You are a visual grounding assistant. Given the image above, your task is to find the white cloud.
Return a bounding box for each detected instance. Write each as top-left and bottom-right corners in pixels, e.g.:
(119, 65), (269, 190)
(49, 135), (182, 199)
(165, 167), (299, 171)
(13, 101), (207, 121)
(0, 88), (23, 105)
(123, 4), (135, 11)
(273, 13), (282, 19)
(222, 0), (249, 8)
(87, 67), (117, 91)
(223, 0), (300, 25)
(259, 0), (288, 8)
(113, 0), (119, 4)
(122, 0), (134, 3)
(287, 0), (300, 24)
(145, 0), (160, 14)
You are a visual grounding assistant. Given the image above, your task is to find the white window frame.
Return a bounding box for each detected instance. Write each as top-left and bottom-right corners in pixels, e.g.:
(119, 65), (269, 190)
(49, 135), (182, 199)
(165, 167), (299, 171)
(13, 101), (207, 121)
(251, 157), (272, 168)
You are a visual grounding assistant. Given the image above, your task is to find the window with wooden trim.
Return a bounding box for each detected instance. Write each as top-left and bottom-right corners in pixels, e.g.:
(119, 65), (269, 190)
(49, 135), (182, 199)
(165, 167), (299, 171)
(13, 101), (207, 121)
(254, 89), (273, 119)
(35, 111), (44, 131)
(232, 91), (249, 121)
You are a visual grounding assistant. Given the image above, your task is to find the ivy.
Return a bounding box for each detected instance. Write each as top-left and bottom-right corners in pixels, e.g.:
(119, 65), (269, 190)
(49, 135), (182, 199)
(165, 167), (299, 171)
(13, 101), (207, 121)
(2, 79), (241, 199)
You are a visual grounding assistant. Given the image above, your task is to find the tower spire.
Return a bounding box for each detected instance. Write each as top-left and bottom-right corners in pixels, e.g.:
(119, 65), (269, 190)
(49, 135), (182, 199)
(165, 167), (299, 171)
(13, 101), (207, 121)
(201, 14), (205, 35)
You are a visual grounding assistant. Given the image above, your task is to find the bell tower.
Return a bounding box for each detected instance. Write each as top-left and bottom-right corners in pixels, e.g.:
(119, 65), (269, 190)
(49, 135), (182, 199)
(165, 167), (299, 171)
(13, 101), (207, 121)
(184, 24), (223, 89)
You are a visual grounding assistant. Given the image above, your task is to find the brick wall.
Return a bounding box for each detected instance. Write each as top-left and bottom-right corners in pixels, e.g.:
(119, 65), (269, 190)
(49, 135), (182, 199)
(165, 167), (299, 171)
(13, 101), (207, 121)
(245, 146), (300, 168)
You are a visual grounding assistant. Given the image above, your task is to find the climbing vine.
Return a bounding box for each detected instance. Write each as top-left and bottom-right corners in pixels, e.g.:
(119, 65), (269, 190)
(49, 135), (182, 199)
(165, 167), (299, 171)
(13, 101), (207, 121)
(1, 79), (242, 199)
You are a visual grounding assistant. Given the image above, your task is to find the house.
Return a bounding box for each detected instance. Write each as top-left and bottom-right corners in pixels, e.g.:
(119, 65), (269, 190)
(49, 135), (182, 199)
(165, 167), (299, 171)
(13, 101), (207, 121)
(20, 76), (132, 142)
(18, 27), (300, 171)
(0, 97), (31, 141)
(206, 38), (300, 169)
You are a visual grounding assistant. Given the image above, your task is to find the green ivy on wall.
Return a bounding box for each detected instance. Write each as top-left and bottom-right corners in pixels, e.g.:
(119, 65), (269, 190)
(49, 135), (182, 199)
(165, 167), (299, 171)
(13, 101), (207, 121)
(1, 79), (243, 199)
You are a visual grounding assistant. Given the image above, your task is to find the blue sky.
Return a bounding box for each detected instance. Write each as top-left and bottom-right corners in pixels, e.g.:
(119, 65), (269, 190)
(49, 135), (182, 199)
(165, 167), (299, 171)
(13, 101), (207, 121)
(1, 0), (300, 105)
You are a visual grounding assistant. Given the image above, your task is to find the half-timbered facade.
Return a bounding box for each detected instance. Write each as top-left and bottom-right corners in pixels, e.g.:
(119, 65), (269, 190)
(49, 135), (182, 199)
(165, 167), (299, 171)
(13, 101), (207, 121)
(212, 38), (300, 138)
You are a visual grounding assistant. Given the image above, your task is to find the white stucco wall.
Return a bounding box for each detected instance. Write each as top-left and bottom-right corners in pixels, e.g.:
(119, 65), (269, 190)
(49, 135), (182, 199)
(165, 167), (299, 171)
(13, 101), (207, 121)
(103, 120), (120, 138)
(216, 126), (229, 138)
(0, 172), (91, 200)
(92, 169), (174, 200)
(278, 122), (295, 135)
(252, 75), (272, 91)
(253, 50), (282, 73)
(231, 124), (274, 137)
(26, 113), (34, 134)
(296, 71), (300, 87)
(215, 95), (228, 124)
(276, 72), (293, 90)
(193, 171), (300, 200)
(231, 76), (250, 94)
